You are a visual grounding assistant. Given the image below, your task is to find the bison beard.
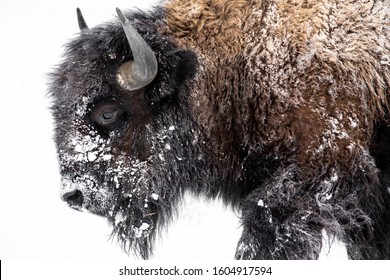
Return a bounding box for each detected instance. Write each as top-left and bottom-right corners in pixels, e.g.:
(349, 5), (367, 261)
(49, 1), (390, 259)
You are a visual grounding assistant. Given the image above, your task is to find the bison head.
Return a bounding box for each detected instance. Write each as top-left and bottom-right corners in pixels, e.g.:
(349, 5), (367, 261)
(49, 8), (199, 258)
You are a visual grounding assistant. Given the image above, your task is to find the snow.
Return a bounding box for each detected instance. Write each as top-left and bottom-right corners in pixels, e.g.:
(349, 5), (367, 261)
(257, 199), (265, 207)
(114, 212), (126, 226)
(0, 0), (347, 262)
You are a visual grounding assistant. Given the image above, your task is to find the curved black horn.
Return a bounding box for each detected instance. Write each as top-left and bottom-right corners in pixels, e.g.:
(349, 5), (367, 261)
(116, 8), (158, 91)
(76, 8), (89, 31)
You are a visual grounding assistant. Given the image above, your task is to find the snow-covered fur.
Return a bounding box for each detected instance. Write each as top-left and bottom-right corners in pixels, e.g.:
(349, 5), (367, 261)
(50, 0), (390, 259)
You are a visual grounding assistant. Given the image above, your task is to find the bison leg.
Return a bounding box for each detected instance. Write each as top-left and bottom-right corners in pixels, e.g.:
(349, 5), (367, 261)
(338, 174), (390, 259)
(235, 165), (326, 260)
(364, 124), (390, 259)
(234, 150), (390, 259)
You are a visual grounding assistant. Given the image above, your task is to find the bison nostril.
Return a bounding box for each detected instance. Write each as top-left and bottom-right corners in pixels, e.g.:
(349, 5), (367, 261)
(62, 189), (84, 208)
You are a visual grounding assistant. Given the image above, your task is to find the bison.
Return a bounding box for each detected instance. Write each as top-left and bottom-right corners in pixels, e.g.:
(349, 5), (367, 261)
(49, 0), (390, 259)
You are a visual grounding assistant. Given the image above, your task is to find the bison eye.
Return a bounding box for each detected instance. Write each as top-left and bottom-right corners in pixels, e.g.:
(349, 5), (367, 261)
(90, 102), (126, 128)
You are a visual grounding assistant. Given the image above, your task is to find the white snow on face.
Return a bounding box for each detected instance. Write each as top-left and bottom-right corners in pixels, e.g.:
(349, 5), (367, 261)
(132, 222), (151, 238)
(58, 97), (180, 213)
(57, 87), (196, 249)
(57, 92), (126, 213)
(59, 94), (113, 169)
(115, 211), (126, 226)
(58, 123), (112, 198)
(59, 122), (151, 214)
(69, 129), (112, 163)
(75, 96), (90, 117)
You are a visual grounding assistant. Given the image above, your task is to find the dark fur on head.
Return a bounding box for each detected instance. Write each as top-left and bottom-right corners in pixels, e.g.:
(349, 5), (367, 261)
(50, 0), (390, 260)
(50, 9), (204, 259)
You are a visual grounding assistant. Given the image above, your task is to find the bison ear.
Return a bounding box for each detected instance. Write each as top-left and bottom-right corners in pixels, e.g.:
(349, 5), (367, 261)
(173, 50), (198, 84)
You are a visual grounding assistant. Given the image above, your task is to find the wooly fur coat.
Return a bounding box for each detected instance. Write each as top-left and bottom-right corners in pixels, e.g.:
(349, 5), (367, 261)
(50, 0), (390, 259)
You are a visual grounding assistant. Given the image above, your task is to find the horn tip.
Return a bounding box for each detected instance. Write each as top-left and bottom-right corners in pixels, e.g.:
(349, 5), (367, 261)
(76, 7), (83, 19)
(76, 7), (89, 31)
(116, 8), (129, 24)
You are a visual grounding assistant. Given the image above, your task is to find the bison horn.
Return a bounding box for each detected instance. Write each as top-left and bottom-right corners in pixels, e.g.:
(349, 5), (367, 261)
(76, 8), (89, 31)
(116, 8), (158, 91)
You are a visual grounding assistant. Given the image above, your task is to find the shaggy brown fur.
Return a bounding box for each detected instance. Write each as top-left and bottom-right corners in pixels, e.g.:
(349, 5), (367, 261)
(164, 0), (390, 171)
(163, 0), (253, 54)
(162, 0), (390, 258)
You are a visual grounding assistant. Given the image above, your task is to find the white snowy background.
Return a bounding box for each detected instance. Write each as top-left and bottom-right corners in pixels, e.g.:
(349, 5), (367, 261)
(0, 0), (347, 261)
